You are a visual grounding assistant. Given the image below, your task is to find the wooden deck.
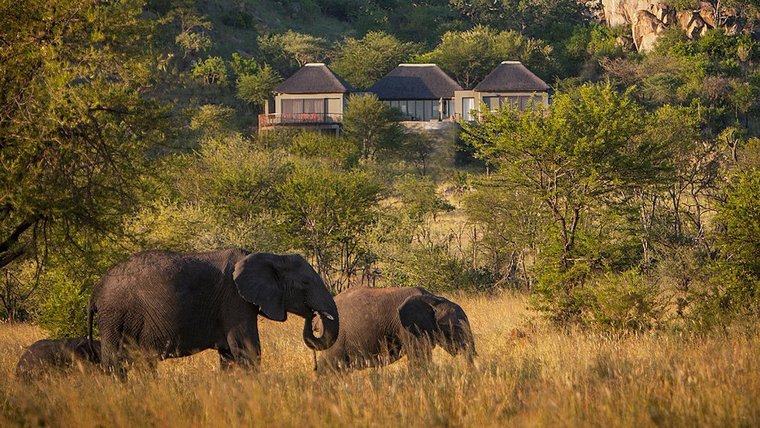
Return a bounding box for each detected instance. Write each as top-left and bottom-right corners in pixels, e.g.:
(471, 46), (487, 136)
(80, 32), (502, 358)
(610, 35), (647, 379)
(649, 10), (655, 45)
(258, 113), (343, 131)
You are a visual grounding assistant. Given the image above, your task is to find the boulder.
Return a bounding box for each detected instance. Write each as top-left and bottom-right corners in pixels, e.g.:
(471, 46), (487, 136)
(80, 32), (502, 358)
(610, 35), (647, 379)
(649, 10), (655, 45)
(649, 2), (674, 25)
(677, 10), (709, 39)
(632, 10), (667, 52)
(698, 1), (717, 28)
(601, 0), (749, 52)
(616, 34), (636, 51)
(603, 0), (653, 27)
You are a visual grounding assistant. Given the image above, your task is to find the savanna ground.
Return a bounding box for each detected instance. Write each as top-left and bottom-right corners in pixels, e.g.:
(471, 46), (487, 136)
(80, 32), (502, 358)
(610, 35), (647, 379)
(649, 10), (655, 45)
(2, 293), (759, 427)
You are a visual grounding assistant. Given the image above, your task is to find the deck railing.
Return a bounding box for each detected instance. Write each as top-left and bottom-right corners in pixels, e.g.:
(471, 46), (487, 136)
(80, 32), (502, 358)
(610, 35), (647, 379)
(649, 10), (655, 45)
(258, 113), (343, 128)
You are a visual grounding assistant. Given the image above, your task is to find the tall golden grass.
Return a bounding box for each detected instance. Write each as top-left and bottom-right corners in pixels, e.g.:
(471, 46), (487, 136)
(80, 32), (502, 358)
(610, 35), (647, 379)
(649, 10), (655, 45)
(2, 292), (759, 427)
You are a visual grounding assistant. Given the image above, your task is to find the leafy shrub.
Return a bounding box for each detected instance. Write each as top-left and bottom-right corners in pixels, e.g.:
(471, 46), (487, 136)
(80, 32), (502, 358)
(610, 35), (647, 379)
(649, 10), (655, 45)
(288, 131), (360, 168)
(221, 9), (256, 30)
(236, 65), (282, 108)
(583, 271), (666, 332)
(190, 104), (236, 137)
(687, 169), (760, 327)
(36, 271), (90, 338)
(382, 244), (494, 293)
(277, 163), (382, 292)
(192, 56), (229, 85)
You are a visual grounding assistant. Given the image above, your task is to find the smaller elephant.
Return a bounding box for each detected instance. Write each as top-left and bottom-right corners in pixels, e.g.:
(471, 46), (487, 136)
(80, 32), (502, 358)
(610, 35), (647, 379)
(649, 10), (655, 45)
(16, 337), (101, 381)
(317, 287), (475, 371)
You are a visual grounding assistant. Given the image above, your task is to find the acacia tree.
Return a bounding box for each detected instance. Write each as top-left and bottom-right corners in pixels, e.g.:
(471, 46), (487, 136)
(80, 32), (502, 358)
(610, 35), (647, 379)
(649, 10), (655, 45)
(168, 7), (213, 59)
(259, 31), (329, 68)
(420, 25), (554, 88)
(236, 65), (283, 109)
(461, 83), (673, 316)
(0, 0), (165, 318)
(343, 94), (405, 161)
(449, 0), (587, 40)
(331, 32), (419, 90)
(276, 164), (382, 292)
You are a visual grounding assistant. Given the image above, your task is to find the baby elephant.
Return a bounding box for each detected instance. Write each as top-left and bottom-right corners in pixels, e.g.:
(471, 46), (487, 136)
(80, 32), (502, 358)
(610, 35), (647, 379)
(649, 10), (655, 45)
(16, 338), (101, 381)
(317, 287), (475, 371)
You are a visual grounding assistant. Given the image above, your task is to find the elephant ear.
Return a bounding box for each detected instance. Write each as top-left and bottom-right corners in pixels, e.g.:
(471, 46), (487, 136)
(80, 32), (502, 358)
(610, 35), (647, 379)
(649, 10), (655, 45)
(398, 295), (438, 339)
(233, 253), (286, 321)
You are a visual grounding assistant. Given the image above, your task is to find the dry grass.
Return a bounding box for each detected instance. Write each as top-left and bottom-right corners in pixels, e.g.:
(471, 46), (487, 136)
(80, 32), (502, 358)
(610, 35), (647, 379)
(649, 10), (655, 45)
(2, 292), (759, 427)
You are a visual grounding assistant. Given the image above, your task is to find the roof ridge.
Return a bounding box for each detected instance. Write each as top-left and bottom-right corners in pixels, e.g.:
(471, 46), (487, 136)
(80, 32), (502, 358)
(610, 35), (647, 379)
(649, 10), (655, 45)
(474, 61), (549, 92)
(322, 63), (352, 91)
(367, 63), (462, 99)
(274, 63), (354, 94)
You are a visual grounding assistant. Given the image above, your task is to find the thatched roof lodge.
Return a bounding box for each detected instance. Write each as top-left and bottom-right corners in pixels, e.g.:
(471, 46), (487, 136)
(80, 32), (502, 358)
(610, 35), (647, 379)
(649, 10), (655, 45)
(260, 63), (353, 132)
(454, 61), (550, 121)
(368, 64), (462, 121)
(259, 60), (550, 131)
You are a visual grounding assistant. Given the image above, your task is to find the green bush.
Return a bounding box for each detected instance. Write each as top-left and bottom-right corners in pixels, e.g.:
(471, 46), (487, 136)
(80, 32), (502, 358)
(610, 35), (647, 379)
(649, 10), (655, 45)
(288, 131), (360, 168)
(190, 104), (237, 138)
(237, 65), (282, 108)
(221, 9), (256, 30)
(192, 56), (229, 86)
(36, 269), (94, 338)
(382, 244), (494, 293)
(686, 169), (760, 327)
(584, 271), (666, 332)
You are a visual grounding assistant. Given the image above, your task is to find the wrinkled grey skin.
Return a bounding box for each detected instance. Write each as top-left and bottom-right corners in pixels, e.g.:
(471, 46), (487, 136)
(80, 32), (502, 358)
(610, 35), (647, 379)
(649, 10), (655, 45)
(317, 287), (475, 371)
(89, 249), (339, 375)
(16, 338), (101, 382)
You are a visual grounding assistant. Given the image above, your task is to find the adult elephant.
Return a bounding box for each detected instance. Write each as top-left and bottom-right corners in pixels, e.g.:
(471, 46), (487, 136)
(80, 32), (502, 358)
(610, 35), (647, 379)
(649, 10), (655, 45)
(88, 249), (339, 374)
(316, 287), (475, 371)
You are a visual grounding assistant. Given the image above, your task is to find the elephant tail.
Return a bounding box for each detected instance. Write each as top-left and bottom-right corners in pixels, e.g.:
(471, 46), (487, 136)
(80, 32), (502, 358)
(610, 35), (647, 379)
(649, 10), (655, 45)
(87, 299), (96, 353)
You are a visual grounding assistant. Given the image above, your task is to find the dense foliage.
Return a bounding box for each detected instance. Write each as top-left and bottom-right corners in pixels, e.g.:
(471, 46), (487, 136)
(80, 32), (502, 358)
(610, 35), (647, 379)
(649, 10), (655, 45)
(1, 0), (760, 335)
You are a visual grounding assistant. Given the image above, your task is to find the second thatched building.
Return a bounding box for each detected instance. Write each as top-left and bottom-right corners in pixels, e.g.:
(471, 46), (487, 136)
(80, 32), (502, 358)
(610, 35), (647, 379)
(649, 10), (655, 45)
(367, 64), (463, 122)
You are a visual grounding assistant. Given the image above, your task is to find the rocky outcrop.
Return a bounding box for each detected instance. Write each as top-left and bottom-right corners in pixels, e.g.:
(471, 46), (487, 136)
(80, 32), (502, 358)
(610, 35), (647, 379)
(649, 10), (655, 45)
(599, 0), (751, 53)
(677, 9), (710, 40)
(632, 10), (667, 52)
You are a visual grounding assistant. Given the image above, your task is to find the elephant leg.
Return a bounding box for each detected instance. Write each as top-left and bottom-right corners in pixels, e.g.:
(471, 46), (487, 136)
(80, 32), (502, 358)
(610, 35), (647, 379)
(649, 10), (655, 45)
(402, 335), (434, 368)
(376, 335), (404, 367)
(218, 348), (235, 371)
(406, 343), (433, 368)
(99, 322), (129, 380)
(224, 324), (261, 369)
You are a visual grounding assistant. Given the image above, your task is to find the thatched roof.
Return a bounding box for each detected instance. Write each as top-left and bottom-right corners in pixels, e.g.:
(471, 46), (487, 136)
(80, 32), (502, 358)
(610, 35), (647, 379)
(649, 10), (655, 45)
(474, 61), (549, 92)
(275, 63), (353, 94)
(367, 64), (462, 100)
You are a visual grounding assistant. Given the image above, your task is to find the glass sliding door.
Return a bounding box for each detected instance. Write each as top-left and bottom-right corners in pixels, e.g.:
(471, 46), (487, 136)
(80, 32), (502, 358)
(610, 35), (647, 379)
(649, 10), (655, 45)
(483, 96), (501, 111)
(443, 99), (454, 119)
(462, 97), (475, 121)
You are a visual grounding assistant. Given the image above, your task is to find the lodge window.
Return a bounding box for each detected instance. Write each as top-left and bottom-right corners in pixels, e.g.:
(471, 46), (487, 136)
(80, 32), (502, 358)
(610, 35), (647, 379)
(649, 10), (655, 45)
(281, 99), (327, 115)
(383, 99), (449, 121)
(485, 95), (539, 112)
(483, 96), (501, 110)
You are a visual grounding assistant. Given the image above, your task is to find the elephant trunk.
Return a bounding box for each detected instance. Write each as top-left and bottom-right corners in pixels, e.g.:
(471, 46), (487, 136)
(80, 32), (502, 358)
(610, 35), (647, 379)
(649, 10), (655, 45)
(460, 321), (477, 363)
(303, 310), (339, 351)
(465, 334), (477, 363)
